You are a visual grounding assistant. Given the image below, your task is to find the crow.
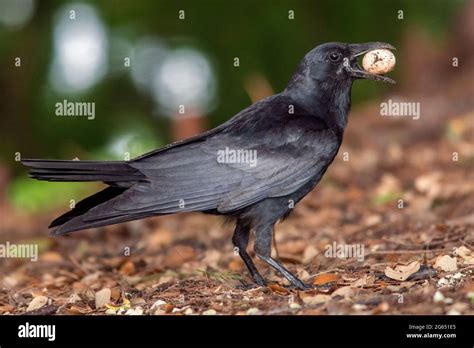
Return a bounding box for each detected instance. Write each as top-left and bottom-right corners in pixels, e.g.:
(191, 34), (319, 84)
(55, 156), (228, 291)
(23, 42), (395, 289)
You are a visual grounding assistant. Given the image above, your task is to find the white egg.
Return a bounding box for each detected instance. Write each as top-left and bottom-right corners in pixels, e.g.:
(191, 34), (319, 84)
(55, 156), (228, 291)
(362, 49), (396, 74)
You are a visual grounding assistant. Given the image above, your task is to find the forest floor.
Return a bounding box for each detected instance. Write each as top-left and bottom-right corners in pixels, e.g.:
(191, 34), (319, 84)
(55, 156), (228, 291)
(1, 74), (474, 315)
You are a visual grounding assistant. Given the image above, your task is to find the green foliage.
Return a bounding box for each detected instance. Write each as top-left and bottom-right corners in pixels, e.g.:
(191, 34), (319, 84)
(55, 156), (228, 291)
(8, 176), (94, 213)
(372, 192), (400, 206)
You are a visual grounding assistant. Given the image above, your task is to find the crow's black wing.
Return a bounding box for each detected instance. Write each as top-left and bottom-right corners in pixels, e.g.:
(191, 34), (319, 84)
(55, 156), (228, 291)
(81, 95), (339, 222)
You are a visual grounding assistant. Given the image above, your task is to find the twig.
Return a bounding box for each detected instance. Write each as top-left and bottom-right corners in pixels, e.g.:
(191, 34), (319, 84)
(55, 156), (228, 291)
(367, 248), (447, 255)
(441, 265), (474, 277)
(22, 304), (58, 315)
(68, 254), (87, 275)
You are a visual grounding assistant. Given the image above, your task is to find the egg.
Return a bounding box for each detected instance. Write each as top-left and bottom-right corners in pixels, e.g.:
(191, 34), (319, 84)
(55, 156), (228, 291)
(362, 49), (396, 74)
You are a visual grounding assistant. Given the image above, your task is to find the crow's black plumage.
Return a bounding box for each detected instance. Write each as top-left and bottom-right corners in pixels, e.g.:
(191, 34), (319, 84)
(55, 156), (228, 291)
(23, 42), (395, 289)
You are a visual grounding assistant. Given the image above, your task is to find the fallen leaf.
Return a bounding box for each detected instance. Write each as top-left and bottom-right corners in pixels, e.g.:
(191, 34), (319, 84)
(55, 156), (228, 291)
(184, 308), (194, 315)
(40, 251), (63, 262)
(246, 307), (260, 315)
(268, 284), (289, 295)
(125, 307), (143, 315)
(375, 174), (402, 197)
(331, 286), (355, 299)
(119, 261), (135, 275)
(302, 245), (319, 264)
(202, 309), (217, 315)
(415, 172), (442, 197)
(384, 261), (420, 281)
(374, 302), (390, 313)
(0, 304), (15, 313)
(26, 296), (48, 312)
(110, 288), (121, 301)
(228, 259), (244, 272)
(313, 273), (339, 285)
(433, 291), (445, 303)
(163, 245), (197, 269)
(302, 294), (331, 305)
(364, 214), (382, 227)
(67, 293), (82, 304)
(289, 302), (301, 310)
(105, 297), (131, 313)
(150, 299), (167, 312)
(296, 268), (311, 281)
(434, 255), (457, 272)
(95, 288), (111, 309)
(146, 228), (174, 251)
(352, 274), (375, 287)
(67, 305), (93, 315)
(454, 246), (474, 264)
(164, 303), (174, 313)
(131, 298), (146, 306)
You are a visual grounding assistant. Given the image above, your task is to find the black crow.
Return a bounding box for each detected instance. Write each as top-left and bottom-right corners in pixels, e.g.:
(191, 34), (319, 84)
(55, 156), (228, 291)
(23, 42), (395, 289)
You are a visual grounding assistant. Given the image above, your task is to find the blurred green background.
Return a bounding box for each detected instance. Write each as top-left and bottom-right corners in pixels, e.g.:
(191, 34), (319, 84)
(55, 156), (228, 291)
(0, 0), (466, 212)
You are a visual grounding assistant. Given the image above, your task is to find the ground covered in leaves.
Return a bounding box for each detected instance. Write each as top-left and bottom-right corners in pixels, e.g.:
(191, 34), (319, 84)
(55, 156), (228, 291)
(1, 41), (474, 315)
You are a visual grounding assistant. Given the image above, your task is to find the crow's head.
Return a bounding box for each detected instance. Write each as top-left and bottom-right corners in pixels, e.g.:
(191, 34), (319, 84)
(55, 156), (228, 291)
(295, 42), (396, 85)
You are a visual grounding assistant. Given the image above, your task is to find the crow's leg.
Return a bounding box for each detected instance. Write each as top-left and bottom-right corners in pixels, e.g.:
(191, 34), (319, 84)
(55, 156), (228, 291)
(232, 222), (266, 286)
(254, 224), (310, 290)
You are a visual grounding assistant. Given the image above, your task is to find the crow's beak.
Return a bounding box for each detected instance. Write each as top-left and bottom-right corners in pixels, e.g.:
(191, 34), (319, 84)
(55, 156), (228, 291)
(344, 42), (396, 84)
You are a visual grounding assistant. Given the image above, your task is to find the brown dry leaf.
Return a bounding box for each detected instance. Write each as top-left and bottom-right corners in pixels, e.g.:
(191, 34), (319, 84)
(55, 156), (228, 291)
(228, 259), (244, 272)
(313, 273), (339, 285)
(268, 284), (290, 295)
(375, 173), (402, 197)
(331, 286), (355, 299)
(352, 274), (375, 287)
(302, 294), (331, 305)
(364, 214), (382, 227)
(414, 172), (442, 198)
(0, 304), (15, 313)
(119, 261), (136, 275)
(302, 245), (319, 264)
(146, 228), (174, 251)
(164, 303), (174, 313)
(278, 239), (307, 254)
(454, 246), (474, 264)
(105, 298), (131, 312)
(40, 251), (63, 262)
(384, 261), (421, 281)
(162, 245), (197, 269)
(110, 288), (121, 301)
(434, 255), (458, 272)
(201, 250), (222, 268)
(67, 293), (82, 304)
(374, 302), (390, 314)
(67, 305), (93, 315)
(95, 288), (111, 309)
(131, 298), (146, 306)
(26, 296), (48, 312)
(296, 268), (311, 281)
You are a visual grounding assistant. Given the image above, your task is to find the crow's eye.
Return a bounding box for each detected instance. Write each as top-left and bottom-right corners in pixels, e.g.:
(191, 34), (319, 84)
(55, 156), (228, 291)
(328, 52), (342, 63)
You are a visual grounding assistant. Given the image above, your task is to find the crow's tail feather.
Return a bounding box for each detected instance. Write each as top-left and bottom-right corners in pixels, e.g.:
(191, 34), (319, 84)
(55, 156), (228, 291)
(51, 209), (156, 235)
(48, 185), (160, 235)
(48, 186), (127, 228)
(22, 159), (145, 183)
(22, 159), (150, 234)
